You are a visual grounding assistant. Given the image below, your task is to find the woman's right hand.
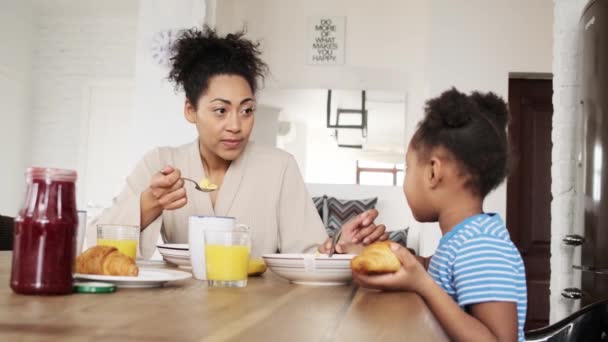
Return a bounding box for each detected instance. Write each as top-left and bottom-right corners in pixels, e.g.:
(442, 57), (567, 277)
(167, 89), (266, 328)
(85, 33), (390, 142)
(147, 166), (187, 210)
(140, 166), (187, 228)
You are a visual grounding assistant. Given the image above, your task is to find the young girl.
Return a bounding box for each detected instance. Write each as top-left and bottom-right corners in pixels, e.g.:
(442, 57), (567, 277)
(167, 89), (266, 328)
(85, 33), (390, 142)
(353, 88), (527, 342)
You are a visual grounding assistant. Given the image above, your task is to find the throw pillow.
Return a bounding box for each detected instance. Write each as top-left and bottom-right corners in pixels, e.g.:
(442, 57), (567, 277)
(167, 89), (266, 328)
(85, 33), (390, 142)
(388, 227), (409, 248)
(312, 196), (326, 223)
(326, 196), (378, 237)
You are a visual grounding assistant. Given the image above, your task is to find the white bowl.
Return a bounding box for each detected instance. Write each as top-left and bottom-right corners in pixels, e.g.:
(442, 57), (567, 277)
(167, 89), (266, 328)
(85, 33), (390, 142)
(157, 244), (190, 267)
(262, 253), (355, 286)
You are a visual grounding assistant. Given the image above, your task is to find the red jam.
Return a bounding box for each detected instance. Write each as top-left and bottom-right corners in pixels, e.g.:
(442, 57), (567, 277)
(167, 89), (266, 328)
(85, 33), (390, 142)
(10, 168), (78, 295)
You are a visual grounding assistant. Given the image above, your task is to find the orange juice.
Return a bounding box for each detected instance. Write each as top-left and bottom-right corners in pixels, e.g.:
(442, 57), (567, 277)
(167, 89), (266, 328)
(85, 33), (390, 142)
(205, 244), (250, 281)
(97, 239), (137, 260)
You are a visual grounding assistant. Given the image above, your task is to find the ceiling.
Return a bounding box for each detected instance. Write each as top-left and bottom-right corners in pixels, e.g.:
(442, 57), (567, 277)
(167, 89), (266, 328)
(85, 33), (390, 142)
(32, 0), (138, 16)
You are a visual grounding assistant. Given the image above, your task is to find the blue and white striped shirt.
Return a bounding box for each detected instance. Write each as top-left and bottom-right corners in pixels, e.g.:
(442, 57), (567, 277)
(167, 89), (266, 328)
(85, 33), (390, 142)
(428, 213), (527, 341)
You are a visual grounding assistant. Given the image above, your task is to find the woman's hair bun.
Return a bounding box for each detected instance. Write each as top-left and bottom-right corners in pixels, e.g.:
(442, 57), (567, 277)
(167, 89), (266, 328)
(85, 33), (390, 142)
(167, 25), (268, 102)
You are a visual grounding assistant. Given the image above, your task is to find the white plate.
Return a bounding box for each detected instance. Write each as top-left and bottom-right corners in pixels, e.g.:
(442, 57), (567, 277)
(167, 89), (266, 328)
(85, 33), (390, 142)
(74, 268), (192, 288)
(263, 253), (355, 286)
(157, 244), (191, 267)
(136, 259), (169, 267)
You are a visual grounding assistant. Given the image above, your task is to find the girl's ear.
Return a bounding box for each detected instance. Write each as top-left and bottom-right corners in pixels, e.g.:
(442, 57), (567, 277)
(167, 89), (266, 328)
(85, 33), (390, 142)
(427, 156), (443, 189)
(184, 99), (197, 124)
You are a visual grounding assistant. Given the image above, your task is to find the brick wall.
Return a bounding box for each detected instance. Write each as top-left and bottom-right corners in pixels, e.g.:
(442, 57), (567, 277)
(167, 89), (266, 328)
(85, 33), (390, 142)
(550, 0), (588, 323)
(0, 1), (35, 216)
(30, 12), (137, 170)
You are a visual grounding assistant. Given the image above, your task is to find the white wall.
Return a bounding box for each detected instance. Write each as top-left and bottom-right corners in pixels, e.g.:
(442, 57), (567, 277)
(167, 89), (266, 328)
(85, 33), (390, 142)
(29, 1), (138, 172)
(23, 1), (209, 214)
(258, 89), (406, 184)
(217, 0), (427, 90)
(217, 0), (554, 257)
(427, 0), (553, 97)
(0, 0), (139, 216)
(127, 0), (206, 167)
(250, 104), (280, 147)
(217, 0), (429, 144)
(0, 0), (35, 216)
(421, 0), (554, 222)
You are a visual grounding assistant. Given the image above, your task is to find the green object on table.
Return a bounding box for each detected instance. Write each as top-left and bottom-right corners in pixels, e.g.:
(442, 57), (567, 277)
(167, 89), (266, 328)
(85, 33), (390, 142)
(73, 281), (116, 294)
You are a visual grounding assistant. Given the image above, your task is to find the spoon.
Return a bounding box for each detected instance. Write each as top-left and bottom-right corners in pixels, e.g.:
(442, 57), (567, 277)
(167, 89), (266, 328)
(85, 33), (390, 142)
(328, 228), (343, 258)
(182, 177), (217, 193)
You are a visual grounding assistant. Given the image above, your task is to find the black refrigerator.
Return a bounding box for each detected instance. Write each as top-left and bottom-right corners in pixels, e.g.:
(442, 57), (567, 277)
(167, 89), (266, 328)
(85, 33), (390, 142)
(578, 0), (608, 306)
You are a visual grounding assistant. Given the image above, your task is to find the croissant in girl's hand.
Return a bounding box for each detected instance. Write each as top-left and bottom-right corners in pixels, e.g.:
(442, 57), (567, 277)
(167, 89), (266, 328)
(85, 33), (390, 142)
(75, 245), (139, 277)
(351, 241), (401, 274)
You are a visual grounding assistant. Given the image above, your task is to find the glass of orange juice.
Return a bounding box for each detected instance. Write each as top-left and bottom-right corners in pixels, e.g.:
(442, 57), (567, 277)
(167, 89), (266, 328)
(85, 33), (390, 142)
(204, 229), (250, 288)
(96, 224), (139, 260)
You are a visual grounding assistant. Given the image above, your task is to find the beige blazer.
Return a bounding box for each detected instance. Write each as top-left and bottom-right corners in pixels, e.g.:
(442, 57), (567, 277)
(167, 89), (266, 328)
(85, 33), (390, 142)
(89, 140), (327, 259)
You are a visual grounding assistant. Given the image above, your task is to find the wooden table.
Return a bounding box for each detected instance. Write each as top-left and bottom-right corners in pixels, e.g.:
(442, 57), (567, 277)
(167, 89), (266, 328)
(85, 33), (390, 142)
(0, 252), (447, 341)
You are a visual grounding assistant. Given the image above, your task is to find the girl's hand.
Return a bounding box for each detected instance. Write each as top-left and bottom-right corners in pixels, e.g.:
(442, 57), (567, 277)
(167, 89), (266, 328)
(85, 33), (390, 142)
(352, 243), (432, 293)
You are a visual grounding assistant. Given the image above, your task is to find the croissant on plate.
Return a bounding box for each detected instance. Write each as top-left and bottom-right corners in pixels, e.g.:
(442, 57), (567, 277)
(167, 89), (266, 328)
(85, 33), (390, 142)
(75, 245), (139, 277)
(351, 241), (401, 274)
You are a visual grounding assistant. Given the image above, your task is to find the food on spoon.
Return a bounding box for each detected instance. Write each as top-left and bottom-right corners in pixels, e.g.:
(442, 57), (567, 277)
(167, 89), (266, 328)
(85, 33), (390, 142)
(248, 258), (267, 276)
(350, 241), (401, 274)
(198, 178), (218, 191)
(75, 245), (139, 277)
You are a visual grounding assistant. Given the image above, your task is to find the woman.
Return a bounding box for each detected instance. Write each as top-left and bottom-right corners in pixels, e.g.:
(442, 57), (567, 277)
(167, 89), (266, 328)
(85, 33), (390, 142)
(91, 26), (387, 259)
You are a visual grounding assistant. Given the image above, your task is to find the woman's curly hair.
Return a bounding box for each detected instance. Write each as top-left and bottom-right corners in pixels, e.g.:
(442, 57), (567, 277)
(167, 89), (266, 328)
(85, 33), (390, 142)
(168, 25), (269, 107)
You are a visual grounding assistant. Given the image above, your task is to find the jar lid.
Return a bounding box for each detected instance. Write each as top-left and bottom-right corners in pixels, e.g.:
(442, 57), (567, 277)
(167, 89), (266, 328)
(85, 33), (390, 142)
(73, 282), (116, 294)
(27, 167), (77, 182)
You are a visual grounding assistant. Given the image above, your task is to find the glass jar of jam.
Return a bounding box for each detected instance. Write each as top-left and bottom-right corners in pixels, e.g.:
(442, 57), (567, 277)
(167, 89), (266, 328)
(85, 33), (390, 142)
(10, 168), (78, 295)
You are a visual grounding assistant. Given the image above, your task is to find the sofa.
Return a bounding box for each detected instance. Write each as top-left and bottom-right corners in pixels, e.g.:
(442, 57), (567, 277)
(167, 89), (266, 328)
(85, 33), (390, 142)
(307, 183), (443, 256)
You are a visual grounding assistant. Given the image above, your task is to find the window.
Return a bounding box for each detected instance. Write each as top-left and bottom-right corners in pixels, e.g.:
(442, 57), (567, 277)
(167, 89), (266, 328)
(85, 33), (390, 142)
(356, 160), (404, 186)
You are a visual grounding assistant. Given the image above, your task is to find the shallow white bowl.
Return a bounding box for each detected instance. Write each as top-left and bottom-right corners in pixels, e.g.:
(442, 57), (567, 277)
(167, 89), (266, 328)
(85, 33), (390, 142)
(262, 253), (355, 286)
(157, 244), (190, 267)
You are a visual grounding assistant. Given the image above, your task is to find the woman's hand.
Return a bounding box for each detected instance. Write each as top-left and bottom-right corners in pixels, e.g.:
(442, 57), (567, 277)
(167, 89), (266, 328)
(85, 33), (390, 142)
(341, 209), (388, 245)
(147, 166), (187, 210)
(140, 166), (187, 228)
(319, 209), (388, 254)
(352, 243), (431, 293)
(323, 241), (365, 255)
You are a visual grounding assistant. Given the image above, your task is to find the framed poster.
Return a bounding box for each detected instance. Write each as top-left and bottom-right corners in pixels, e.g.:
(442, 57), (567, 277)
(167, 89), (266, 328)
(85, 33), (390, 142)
(307, 16), (346, 65)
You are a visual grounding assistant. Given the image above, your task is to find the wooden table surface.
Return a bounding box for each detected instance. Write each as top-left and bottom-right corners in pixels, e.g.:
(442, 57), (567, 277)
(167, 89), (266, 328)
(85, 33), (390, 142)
(0, 252), (447, 342)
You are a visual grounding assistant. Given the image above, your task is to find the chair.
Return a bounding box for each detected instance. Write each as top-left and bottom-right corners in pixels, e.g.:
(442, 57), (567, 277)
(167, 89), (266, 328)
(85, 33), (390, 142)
(0, 215), (14, 251)
(525, 299), (608, 341)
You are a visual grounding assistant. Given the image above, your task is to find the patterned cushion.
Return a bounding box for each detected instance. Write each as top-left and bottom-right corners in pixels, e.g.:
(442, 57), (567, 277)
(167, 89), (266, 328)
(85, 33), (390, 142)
(326, 197), (378, 237)
(311, 196), (326, 223)
(388, 227), (409, 247)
